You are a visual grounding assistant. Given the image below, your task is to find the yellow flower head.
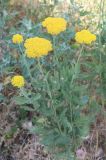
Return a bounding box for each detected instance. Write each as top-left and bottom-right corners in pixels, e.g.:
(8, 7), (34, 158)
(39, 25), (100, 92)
(12, 34), (24, 44)
(42, 17), (67, 35)
(24, 37), (53, 58)
(11, 75), (25, 88)
(75, 30), (96, 44)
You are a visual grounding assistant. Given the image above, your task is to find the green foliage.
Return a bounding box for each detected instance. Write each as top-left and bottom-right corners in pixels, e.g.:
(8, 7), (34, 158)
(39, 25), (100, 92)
(8, 23), (105, 159)
(1, 0), (106, 160)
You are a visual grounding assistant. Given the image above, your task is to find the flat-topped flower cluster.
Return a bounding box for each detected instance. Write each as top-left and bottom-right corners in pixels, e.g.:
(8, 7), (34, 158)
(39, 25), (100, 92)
(24, 37), (53, 58)
(75, 30), (96, 44)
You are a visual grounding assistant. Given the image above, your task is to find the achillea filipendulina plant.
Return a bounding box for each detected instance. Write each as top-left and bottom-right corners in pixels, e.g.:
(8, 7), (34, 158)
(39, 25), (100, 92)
(9, 15), (104, 160)
(75, 29), (96, 44)
(12, 34), (24, 44)
(42, 17), (67, 35)
(24, 37), (53, 58)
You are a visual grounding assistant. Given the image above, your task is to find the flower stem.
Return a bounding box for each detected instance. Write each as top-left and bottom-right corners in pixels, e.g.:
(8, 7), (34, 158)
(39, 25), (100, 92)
(69, 45), (84, 151)
(20, 87), (31, 104)
(38, 59), (63, 135)
(18, 44), (33, 83)
(53, 36), (59, 67)
(70, 45), (83, 85)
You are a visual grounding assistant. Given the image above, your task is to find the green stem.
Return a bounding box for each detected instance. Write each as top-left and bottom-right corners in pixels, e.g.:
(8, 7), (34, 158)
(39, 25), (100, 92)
(70, 45), (83, 85)
(69, 45), (84, 151)
(53, 36), (59, 67)
(18, 44), (33, 83)
(20, 87), (31, 104)
(38, 59), (63, 135)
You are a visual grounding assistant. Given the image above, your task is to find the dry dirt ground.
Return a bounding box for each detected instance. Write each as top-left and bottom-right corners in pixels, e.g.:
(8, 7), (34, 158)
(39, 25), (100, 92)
(0, 101), (52, 160)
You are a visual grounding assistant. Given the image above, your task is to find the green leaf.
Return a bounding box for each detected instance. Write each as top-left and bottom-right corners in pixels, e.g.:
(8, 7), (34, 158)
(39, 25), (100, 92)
(31, 93), (41, 103)
(20, 106), (35, 111)
(55, 135), (71, 146)
(14, 96), (30, 105)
